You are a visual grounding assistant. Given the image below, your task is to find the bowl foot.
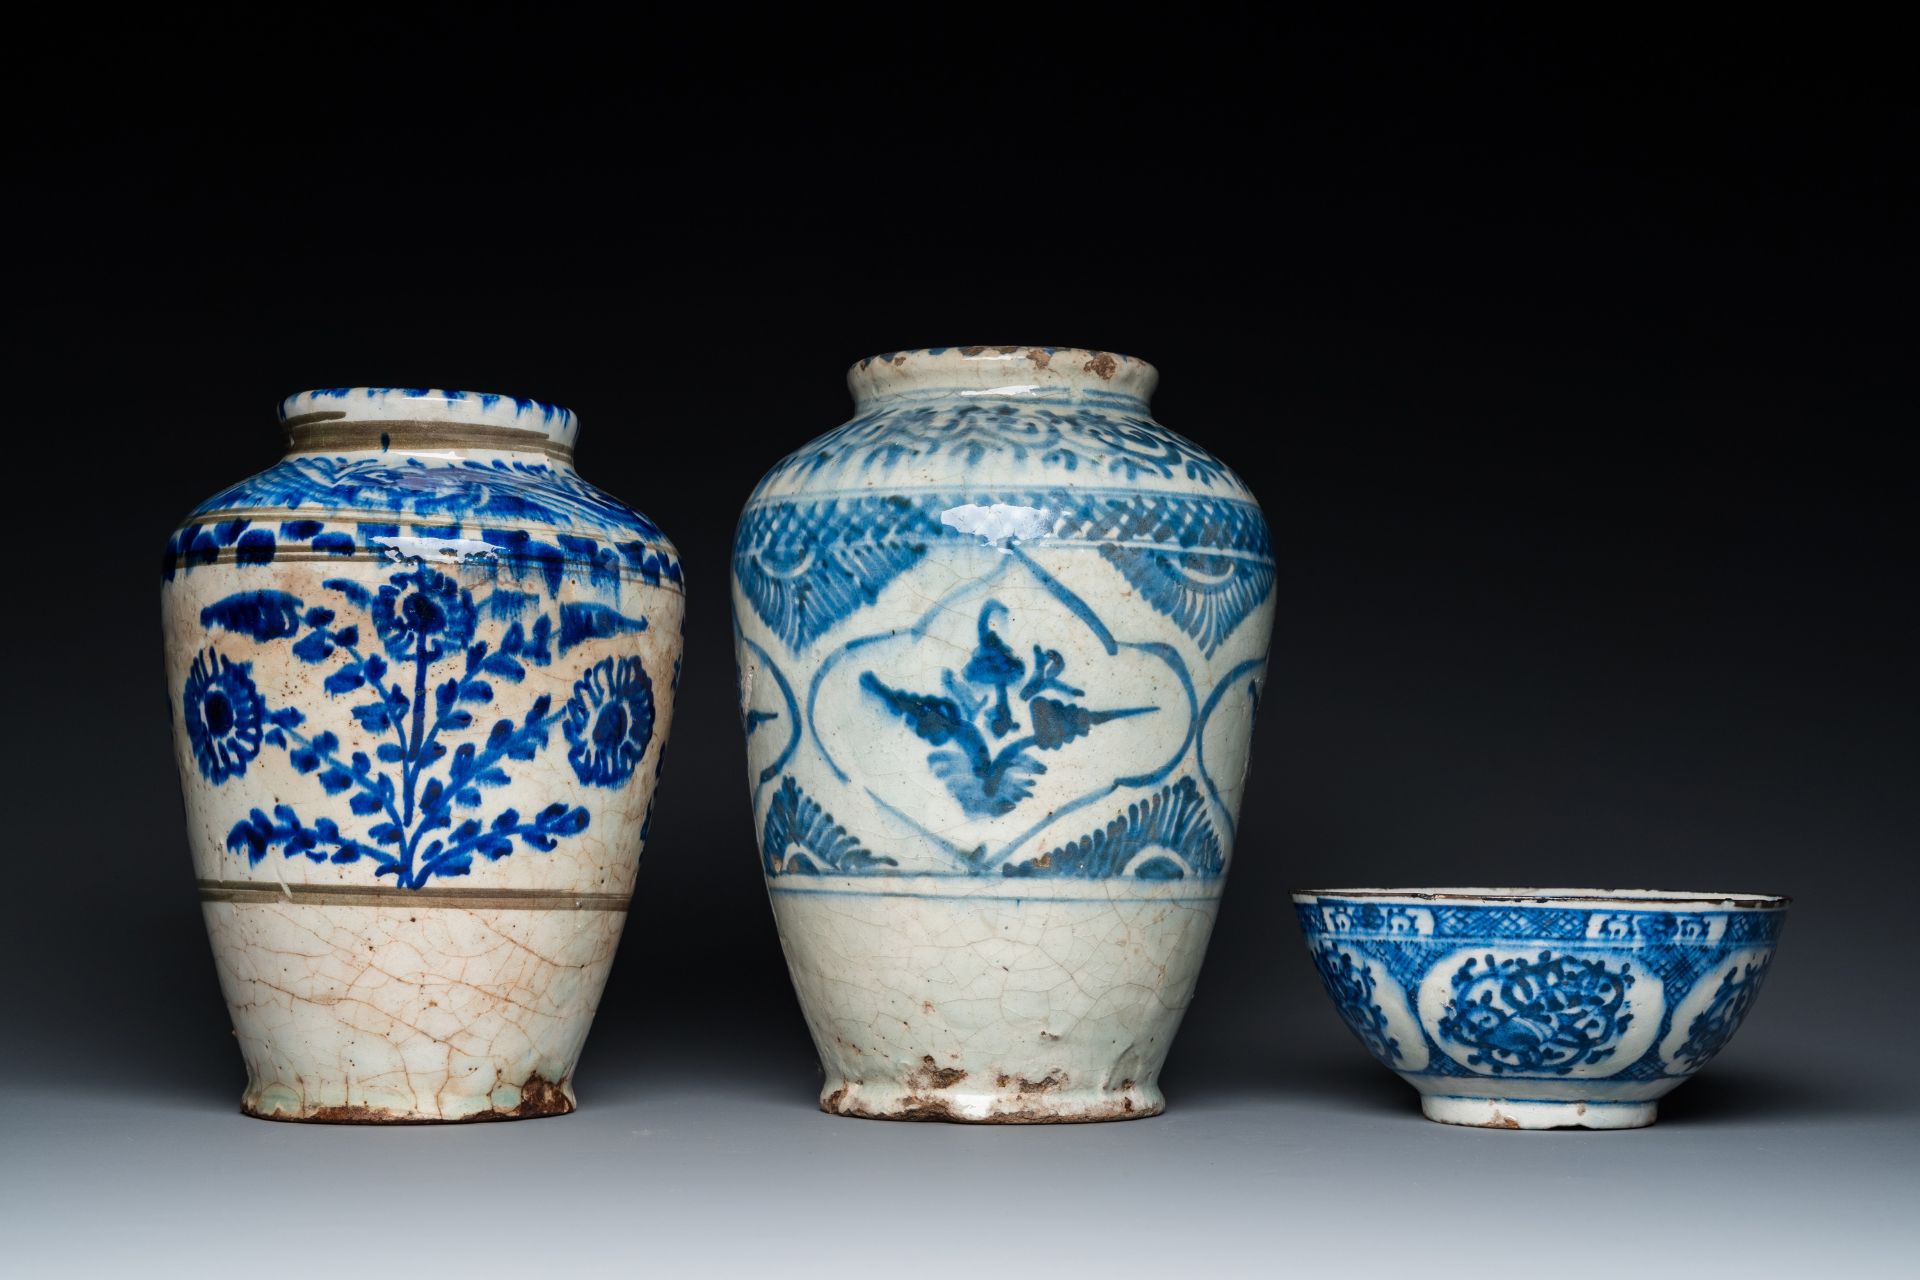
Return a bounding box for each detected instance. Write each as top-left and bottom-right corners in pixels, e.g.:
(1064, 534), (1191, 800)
(1420, 1095), (1657, 1130)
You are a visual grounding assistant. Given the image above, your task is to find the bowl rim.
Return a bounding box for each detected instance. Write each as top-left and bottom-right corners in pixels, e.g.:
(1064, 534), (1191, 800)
(1291, 886), (1790, 910)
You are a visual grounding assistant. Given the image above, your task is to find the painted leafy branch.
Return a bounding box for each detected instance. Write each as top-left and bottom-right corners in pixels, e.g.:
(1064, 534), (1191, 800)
(858, 601), (1151, 817)
(194, 570), (608, 888)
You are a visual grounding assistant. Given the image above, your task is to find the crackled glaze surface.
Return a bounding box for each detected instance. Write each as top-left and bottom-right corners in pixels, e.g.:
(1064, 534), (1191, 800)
(163, 388), (683, 1121)
(1293, 889), (1788, 1129)
(733, 347), (1275, 1121)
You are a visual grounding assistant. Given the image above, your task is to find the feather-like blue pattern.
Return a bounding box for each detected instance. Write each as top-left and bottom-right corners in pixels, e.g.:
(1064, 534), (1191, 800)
(1005, 777), (1224, 880)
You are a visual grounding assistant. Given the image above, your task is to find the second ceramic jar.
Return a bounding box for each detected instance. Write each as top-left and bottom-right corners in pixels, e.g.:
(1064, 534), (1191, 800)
(733, 347), (1274, 1120)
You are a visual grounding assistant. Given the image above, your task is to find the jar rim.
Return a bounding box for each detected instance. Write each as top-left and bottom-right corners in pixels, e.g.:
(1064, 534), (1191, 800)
(847, 346), (1158, 406)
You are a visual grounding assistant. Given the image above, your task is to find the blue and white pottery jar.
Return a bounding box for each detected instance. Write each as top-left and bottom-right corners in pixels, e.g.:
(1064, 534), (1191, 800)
(1293, 888), (1789, 1129)
(161, 388), (683, 1121)
(732, 347), (1275, 1121)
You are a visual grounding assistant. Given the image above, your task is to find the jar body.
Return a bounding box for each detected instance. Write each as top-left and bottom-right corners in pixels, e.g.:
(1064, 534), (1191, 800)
(733, 349), (1274, 1120)
(161, 389), (683, 1121)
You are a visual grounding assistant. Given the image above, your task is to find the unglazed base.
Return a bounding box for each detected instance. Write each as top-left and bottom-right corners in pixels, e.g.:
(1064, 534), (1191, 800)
(204, 900), (623, 1123)
(770, 880), (1218, 1125)
(244, 1076), (576, 1123)
(821, 1078), (1163, 1123)
(1420, 1095), (1658, 1130)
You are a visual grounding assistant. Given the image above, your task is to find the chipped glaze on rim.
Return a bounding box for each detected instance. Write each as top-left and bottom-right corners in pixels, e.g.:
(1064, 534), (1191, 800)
(278, 387), (581, 451)
(847, 346), (1158, 408)
(1291, 887), (1790, 910)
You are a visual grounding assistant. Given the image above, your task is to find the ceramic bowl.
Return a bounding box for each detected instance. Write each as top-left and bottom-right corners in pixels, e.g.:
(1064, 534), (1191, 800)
(1292, 887), (1788, 1129)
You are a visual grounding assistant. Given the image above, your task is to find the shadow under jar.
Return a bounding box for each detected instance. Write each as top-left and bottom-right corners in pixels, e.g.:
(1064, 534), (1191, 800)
(161, 388), (684, 1121)
(732, 347), (1276, 1121)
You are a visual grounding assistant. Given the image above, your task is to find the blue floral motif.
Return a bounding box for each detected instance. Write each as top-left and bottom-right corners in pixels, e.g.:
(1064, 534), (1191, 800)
(734, 489), (1272, 655)
(183, 649), (266, 783)
(1438, 951), (1636, 1075)
(1068, 416), (1233, 487)
(163, 515), (684, 594)
(190, 454), (664, 539)
(557, 603), (649, 654)
(192, 569), (632, 889)
(563, 657), (655, 787)
(1675, 957), (1773, 1071)
(1313, 947), (1403, 1064)
(761, 776), (897, 875)
(1005, 777), (1223, 879)
(750, 402), (1242, 496)
(859, 602), (1152, 818)
(369, 566), (478, 660)
(167, 450), (684, 597)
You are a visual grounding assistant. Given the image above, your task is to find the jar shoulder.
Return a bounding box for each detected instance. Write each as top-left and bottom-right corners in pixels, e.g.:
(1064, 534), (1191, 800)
(176, 453), (674, 551)
(745, 396), (1260, 507)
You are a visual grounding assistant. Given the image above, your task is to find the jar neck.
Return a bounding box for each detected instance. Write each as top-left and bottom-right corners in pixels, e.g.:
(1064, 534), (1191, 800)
(277, 388), (580, 467)
(847, 347), (1157, 412)
(281, 418), (577, 468)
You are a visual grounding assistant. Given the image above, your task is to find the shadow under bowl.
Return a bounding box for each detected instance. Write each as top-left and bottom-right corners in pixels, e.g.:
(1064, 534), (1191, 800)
(1291, 887), (1789, 1130)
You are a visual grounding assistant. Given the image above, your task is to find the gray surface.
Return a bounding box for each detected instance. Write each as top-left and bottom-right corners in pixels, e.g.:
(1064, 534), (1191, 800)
(5, 1044), (1914, 1279)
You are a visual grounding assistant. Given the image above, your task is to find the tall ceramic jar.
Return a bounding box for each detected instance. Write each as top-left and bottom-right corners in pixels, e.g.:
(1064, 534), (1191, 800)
(162, 388), (683, 1121)
(733, 347), (1274, 1121)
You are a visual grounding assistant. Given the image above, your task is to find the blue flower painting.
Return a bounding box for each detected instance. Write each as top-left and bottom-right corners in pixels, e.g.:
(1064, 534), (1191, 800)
(183, 649), (266, 783)
(564, 656), (656, 786)
(190, 566), (651, 889)
(1675, 957), (1773, 1070)
(1313, 946), (1403, 1064)
(1438, 951), (1636, 1075)
(369, 566), (478, 659)
(859, 601), (1152, 818)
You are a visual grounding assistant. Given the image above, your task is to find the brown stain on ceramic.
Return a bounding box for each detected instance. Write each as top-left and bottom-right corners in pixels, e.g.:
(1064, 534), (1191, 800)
(907, 1055), (968, 1090)
(821, 1090), (1157, 1125)
(245, 1073), (574, 1124)
(512, 1073), (574, 1118)
(262, 1102), (405, 1125)
(821, 1065), (1148, 1124)
(1083, 351), (1118, 379)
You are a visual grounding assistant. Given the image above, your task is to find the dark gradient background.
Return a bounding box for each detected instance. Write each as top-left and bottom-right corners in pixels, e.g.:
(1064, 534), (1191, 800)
(7, 10), (1915, 1277)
